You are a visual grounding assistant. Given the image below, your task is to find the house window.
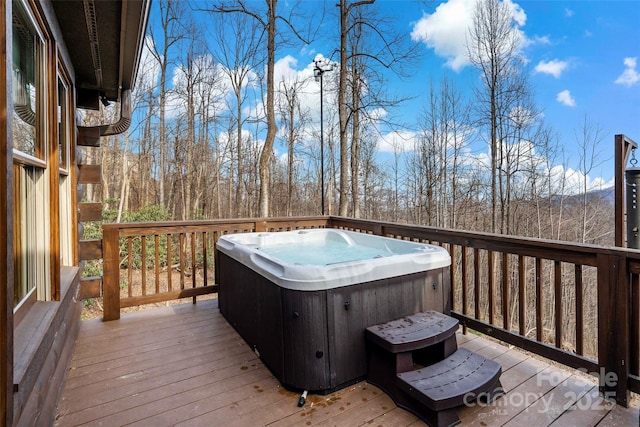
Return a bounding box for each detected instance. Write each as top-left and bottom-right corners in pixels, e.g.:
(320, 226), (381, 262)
(58, 73), (73, 266)
(12, 0), (50, 309)
(12, 0), (42, 159)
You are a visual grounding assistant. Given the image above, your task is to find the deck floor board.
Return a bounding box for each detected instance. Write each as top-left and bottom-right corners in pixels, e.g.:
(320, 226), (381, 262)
(55, 299), (639, 426)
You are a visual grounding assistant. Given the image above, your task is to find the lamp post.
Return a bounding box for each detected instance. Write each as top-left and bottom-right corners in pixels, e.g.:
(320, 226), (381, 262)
(314, 59), (332, 215)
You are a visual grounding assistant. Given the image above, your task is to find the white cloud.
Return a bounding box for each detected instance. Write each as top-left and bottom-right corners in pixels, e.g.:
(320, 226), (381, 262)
(134, 37), (161, 93)
(377, 131), (417, 153)
(531, 35), (551, 45)
(556, 90), (576, 107)
(615, 57), (640, 87)
(553, 166), (614, 195)
(503, 0), (526, 26)
(410, 0), (476, 71)
(564, 8), (574, 17)
(535, 59), (569, 78)
(275, 55), (301, 84)
(411, 0), (529, 71)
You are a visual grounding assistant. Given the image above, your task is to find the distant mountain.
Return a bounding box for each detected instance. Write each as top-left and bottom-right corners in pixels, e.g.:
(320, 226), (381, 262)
(586, 186), (615, 204)
(549, 186), (615, 206)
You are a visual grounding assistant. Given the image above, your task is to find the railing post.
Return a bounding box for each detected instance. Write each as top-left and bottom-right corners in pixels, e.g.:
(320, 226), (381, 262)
(102, 227), (121, 321)
(597, 253), (630, 406)
(255, 220), (267, 232)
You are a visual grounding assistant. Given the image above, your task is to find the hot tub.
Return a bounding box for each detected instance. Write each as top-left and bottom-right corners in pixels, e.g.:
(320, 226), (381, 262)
(216, 228), (451, 393)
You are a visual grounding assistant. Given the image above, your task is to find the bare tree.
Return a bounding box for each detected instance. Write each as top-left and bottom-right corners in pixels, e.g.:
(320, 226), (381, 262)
(277, 76), (310, 216)
(207, 0), (317, 217)
(210, 11), (262, 217)
(148, 0), (187, 208)
(467, 0), (525, 233)
(575, 116), (607, 243)
(337, 0), (420, 216)
(337, 0), (374, 216)
(416, 76), (473, 228)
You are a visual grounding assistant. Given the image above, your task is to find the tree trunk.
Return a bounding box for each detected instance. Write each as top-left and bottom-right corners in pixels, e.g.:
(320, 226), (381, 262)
(258, 0), (278, 218)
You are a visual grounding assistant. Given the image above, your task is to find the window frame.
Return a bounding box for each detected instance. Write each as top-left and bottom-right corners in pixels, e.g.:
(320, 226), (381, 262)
(56, 60), (75, 269)
(12, 0), (55, 316)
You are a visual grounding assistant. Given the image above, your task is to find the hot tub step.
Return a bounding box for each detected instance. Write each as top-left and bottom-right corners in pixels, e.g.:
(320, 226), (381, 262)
(365, 310), (461, 415)
(396, 348), (504, 427)
(365, 310), (459, 356)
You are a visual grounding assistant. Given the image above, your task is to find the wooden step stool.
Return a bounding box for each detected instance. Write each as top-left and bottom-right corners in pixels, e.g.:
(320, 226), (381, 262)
(365, 311), (504, 427)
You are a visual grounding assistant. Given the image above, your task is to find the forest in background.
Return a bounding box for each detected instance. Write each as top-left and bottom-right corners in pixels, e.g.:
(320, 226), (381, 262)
(81, 0), (617, 247)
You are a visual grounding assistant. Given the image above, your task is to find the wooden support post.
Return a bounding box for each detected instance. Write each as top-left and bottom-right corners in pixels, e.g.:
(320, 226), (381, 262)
(615, 134), (638, 247)
(255, 220), (267, 232)
(597, 253), (630, 407)
(102, 227), (121, 321)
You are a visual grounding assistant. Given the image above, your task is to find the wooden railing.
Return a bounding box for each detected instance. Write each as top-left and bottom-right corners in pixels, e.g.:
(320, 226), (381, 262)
(101, 216), (329, 321)
(329, 216), (640, 407)
(100, 215), (640, 406)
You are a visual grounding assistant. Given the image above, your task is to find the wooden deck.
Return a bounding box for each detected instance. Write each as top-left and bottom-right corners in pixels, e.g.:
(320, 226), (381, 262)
(54, 299), (639, 426)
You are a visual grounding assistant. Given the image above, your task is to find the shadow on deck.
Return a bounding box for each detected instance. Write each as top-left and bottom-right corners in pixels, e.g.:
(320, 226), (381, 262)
(54, 299), (639, 426)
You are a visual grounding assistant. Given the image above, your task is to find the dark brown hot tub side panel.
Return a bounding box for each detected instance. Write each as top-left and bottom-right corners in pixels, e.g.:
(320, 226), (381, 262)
(281, 290), (331, 391)
(217, 248), (451, 394)
(326, 269), (448, 387)
(217, 252), (285, 381)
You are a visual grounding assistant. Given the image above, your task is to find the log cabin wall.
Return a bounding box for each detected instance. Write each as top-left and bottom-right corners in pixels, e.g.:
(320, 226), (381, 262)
(8, 1), (83, 424)
(2, 1), (14, 424)
(2, 0), (149, 425)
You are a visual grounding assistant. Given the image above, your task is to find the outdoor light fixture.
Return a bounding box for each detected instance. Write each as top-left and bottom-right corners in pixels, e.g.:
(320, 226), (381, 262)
(314, 58), (333, 215)
(100, 93), (111, 107)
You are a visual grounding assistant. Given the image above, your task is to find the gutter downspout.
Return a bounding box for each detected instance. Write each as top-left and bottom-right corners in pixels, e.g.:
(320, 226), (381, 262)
(96, 89), (131, 136)
(77, 89), (132, 146)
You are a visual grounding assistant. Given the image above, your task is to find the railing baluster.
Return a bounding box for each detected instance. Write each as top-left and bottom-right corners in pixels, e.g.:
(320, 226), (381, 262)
(502, 252), (509, 330)
(575, 264), (583, 355)
(141, 236), (147, 296)
(632, 272), (639, 376)
(450, 245), (457, 313)
(155, 234), (160, 295)
(179, 233), (185, 290)
(167, 234), (172, 292)
(518, 255), (526, 336)
(214, 231), (219, 286)
(474, 248), (480, 320)
(462, 246), (468, 317)
(127, 237), (133, 298)
(536, 257), (543, 342)
(203, 231), (208, 288)
(489, 250), (495, 324)
(191, 232), (197, 304)
(555, 260), (562, 349)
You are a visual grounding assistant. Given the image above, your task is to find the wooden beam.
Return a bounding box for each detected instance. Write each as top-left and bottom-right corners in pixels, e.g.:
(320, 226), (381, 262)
(78, 239), (102, 261)
(79, 277), (102, 300)
(120, 285), (218, 308)
(77, 164), (101, 184)
(78, 202), (102, 222)
(76, 89), (100, 111)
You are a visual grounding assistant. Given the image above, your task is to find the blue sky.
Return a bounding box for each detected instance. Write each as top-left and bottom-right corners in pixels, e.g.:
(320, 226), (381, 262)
(372, 0), (639, 185)
(144, 0), (640, 192)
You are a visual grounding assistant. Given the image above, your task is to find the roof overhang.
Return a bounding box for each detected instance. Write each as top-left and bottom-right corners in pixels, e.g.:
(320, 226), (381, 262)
(51, 0), (150, 109)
